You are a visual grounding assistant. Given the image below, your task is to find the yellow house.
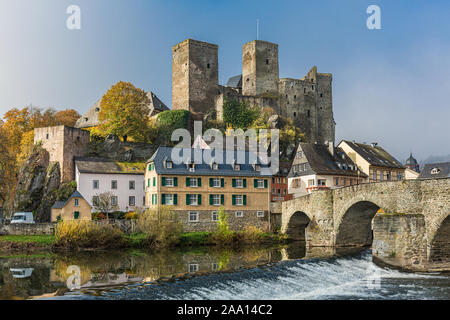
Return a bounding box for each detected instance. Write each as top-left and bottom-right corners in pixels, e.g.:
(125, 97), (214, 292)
(51, 191), (92, 222)
(337, 140), (406, 183)
(145, 147), (272, 232)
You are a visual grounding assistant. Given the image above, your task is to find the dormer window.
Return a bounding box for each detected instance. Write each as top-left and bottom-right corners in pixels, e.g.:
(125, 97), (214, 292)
(255, 164), (261, 172)
(431, 168), (441, 175)
(213, 163), (219, 170)
(95, 107), (100, 112)
(234, 164), (240, 171)
(166, 161), (173, 169)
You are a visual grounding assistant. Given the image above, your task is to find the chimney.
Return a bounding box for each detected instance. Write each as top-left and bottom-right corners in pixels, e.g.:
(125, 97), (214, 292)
(371, 142), (378, 148)
(327, 141), (335, 157)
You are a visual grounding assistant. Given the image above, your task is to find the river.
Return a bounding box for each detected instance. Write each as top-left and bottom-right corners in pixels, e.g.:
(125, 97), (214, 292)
(0, 243), (448, 300)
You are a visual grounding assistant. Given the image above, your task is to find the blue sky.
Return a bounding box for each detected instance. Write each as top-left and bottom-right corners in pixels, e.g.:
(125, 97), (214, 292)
(1, 0), (449, 162)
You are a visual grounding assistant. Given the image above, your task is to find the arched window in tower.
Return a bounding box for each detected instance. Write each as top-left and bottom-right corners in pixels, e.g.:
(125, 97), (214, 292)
(266, 59), (269, 65)
(307, 110), (311, 117)
(294, 112), (297, 117)
(207, 63), (210, 69)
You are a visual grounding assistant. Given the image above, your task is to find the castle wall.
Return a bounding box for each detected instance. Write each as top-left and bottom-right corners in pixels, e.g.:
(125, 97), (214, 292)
(34, 126), (90, 182)
(172, 39), (218, 114)
(242, 40), (279, 97)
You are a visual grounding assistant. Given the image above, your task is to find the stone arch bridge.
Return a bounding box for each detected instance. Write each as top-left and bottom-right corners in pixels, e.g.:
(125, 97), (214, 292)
(277, 178), (450, 271)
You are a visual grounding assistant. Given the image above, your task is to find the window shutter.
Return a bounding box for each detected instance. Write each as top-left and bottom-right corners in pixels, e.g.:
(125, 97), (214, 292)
(221, 178), (224, 188)
(186, 194), (190, 205)
(174, 194), (178, 205)
(254, 179), (258, 188)
(232, 179), (236, 188)
(162, 177), (166, 186)
(264, 179), (268, 188)
(243, 195), (247, 206)
(174, 177), (178, 187)
(161, 194), (166, 205)
(210, 178), (213, 187)
(147, 179), (150, 187)
(198, 194), (202, 205)
(209, 195), (213, 205)
(152, 194), (154, 205)
(148, 164), (151, 171)
(232, 195), (236, 205)
(153, 177), (156, 187)
(221, 194), (224, 205)
(198, 178), (202, 187)
(155, 194), (157, 205)
(186, 178), (190, 187)
(243, 179), (247, 188)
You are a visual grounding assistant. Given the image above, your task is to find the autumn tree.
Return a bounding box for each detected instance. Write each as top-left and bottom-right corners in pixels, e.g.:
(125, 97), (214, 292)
(97, 81), (151, 142)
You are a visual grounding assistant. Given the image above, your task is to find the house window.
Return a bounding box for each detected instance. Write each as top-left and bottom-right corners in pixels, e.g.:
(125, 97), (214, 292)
(189, 264), (199, 272)
(397, 173), (403, 180)
(295, 179), (299, 188)
(129, 196), (135, 207)
(235, 195), (243, 206)
(272, 188), (276, 195)
(373, 170), (377, 181)
(129, 180), (135, 190)
(234, 164), (240, 171)
(235, 179), (244, 188)
(92, 196), (99, 207)
(111, 196), (118, 206)
(212, 211), (219, 221)
(213, 163), (219, 170)
(318, 179), (326, 186)
(211, 195), (221, 206)
(257, 211), (264, 217)
(235, 211), (243, 218)
(380, 172), (384, 181)
(93, 180), (99, 189)
(190, 194), (198, 205)
(257, 179), (264, 188)
(277, 189), (281, 196)
(111, 180), (117, 190)
(335, 178), (339, 186)
(255, 164), (261, 172)
(165, 177), (174, 187)
(308, 179), (315, 187)
(165, 194), (174, 205)
(189, 211), (198, 222)
(212, 178), (221, 187)
(46, 134), (49, 139)
(74, 198), (79, 207)
(189, 178), (198, 187)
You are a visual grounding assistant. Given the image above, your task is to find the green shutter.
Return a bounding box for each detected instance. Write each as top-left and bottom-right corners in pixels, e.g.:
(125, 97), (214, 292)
(221, 194), (224, 205)
(243, 195), (247, 206)
(232, 195), (236, 205)
(161, 194), (166, 205)
(148, 164), (151, 171)
(155, 194), (157, 205)
(210, 178), (213, 187)
(221, 178), (224, 188)
(152, 194), (154, 205)
(198, 194), (202, 205)
(186, 178), (190, 187)
(198, 178), (202, 187)
(174, 194), (178, 205)
(74, 211), (80, 219)
(153, 177), (156, 187)
(209, 195), (213, 205)
(174, 177), (178, 187)
(232, 179), (236, 188)
(254, 179), (258, 188)
(243, 179), (247, 188)
(186, 194), (190, 205)
(162, 177), (166, 186)
(264, 179), (268, 188)
(147, 179), (150, 187)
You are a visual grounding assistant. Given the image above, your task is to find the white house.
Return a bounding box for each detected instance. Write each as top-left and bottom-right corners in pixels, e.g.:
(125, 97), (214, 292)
(287, 142), (368, 198)
(75, 158), (145, 212)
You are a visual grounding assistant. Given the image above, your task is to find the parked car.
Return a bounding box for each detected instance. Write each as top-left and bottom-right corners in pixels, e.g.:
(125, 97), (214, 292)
(10, 212), (35, 224)
(10, 268), (34, 279)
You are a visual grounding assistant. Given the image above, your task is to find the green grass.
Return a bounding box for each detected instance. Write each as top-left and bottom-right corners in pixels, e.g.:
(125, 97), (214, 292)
(0, 235), (55, 245)
(179, 232), (212, 246)
(124, 233), (148, 247)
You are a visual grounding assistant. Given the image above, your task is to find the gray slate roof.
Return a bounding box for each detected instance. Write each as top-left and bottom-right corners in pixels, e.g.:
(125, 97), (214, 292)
(148, 147), (271, 177)
(341, 140), (404, 169)
(418, 162), (450, 179)
(75, 157), (144, 175)
(51, 191), (90, 209)
(226, 75), (242, 88)
(288, 143), (368, 178)
(75, 91), (169, 129)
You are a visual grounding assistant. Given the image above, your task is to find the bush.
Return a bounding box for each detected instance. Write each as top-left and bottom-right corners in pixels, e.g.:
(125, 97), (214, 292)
(240, 225), (265, 243)
(137, 206), (183, 247)
(91, 212), (106, 220)
(125, 211), (138, 220)
(211, 207), (234, 244)
(53, 220), (125, 250)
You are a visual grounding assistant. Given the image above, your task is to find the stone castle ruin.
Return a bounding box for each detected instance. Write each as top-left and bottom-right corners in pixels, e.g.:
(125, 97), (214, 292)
(172, 39), (336, 145)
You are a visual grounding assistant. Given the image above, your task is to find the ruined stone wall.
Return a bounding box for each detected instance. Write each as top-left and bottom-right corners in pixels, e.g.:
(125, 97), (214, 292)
(34, 126), (90, 182)
(172, 39), (218, 114)
(242, 40), (279, 97)
(0, 223), (55, 235)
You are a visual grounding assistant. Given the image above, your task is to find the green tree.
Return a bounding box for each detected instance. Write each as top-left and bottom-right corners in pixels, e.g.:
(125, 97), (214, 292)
(222, 97), (259, 130)
(97, 81), (151, 142)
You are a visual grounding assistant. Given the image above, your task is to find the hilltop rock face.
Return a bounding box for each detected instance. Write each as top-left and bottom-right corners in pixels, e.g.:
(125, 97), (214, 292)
(89, 134), (155, 162)
(14, 145), (76, 222)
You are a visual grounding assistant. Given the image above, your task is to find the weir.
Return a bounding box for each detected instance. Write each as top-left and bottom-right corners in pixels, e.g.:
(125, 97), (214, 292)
(280, 178), (450, 271)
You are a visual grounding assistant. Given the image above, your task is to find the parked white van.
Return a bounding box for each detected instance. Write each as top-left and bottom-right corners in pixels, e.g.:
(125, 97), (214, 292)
(10, 212), (35, 224)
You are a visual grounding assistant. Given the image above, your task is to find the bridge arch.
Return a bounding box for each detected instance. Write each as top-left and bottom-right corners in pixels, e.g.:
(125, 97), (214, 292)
(285, 211), (311, 241)
(335, 201), (380, 247)
(429, 214), (450, 265)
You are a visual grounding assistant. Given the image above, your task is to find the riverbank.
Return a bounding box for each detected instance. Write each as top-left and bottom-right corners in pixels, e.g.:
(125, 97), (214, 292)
(0, 231), (287, 254)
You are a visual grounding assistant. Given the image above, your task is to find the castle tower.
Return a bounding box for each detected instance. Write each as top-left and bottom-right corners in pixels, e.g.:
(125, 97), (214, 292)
(172, 39), (218, 115)
(242, 40), (279, 96)
(34, 126), (90, 182)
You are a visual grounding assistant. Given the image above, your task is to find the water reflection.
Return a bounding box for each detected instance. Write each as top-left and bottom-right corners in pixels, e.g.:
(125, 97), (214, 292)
(0, 242), (362, 300)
